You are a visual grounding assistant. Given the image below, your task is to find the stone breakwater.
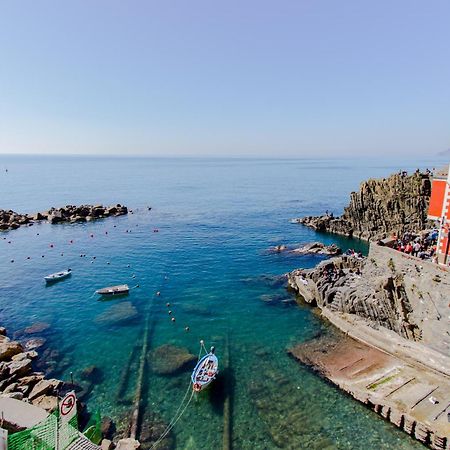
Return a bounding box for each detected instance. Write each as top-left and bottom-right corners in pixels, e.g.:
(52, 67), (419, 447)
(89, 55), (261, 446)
(0, 204), (128, 231)
(293, 171), (432, 241)
(287, 244), (450, 449)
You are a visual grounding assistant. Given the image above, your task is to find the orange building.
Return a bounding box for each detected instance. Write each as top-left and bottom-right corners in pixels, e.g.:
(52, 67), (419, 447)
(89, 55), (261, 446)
(428, 164), (450, 264)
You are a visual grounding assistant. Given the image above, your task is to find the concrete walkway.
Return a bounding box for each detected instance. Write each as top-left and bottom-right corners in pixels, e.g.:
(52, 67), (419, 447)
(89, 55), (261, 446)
(0, 397), (48, 431)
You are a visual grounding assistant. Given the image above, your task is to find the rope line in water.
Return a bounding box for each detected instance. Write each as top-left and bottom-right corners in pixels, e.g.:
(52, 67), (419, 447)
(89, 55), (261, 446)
(149, 340), (206, 449)
(150, 390), (195, 450)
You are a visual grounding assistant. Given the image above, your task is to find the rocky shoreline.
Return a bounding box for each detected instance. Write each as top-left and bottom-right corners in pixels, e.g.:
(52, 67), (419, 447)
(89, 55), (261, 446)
(0, 326), (64, 430)
(292, 171), (432, 241)
(0, 204), (128, 231)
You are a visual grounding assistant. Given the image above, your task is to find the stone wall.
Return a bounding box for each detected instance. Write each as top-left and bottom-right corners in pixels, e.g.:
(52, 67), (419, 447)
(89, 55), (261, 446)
(288, 244), (450, 359)
(296, 171), (432, 240)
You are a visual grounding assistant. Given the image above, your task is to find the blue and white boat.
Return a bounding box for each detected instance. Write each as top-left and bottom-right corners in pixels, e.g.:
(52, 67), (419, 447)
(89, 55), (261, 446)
(191, 346), (219, 392)
(44, 269), (72, 283)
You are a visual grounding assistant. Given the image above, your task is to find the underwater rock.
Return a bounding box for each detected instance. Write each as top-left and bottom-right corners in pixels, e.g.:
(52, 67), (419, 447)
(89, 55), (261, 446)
(81, 366), (104, 384)
(150, 344), (196, 375)
(138, 412), (174, 450)
(101, 416), (116, 440)
(24, 322), (50, 335)
(259, 293), (296, 307)
(95, 302), (138, 325)
(25, 338), (47, 350)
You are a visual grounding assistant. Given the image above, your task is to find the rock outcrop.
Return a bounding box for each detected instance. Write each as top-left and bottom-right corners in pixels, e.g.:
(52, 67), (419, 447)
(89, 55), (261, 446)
(293, 170), (432, 241)
(268, 242), (341, 256)
(287, 244), (450, 359)
(0, 328), (63, 415)
(0, 204), (128, 231)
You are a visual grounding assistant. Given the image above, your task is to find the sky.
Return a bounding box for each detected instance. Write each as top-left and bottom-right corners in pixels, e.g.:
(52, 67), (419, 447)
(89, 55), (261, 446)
(0, 1), (449, 158)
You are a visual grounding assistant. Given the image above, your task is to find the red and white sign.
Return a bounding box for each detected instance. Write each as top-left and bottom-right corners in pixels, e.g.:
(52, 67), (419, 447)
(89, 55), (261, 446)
(59, 391), (77, 423)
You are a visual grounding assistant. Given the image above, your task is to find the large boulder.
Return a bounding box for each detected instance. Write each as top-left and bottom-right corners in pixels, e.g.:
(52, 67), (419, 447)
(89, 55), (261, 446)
(28, 379), (62, 401)
(24, 322), (50, 335)
(149, 345), (196, 375)
(0, 340), (23, 362)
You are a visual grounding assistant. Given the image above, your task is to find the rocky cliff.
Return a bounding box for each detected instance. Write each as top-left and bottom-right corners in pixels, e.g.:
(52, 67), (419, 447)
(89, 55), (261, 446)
(288, 244), (450, 361)
(295, 171), (432, 241)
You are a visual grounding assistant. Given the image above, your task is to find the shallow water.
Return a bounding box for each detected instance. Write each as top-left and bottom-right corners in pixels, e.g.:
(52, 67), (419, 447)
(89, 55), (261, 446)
(0, 157), (433, 449)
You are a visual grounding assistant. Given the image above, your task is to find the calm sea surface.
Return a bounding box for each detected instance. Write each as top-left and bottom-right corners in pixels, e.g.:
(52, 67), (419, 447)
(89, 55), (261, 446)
(0, 156), (436, 449)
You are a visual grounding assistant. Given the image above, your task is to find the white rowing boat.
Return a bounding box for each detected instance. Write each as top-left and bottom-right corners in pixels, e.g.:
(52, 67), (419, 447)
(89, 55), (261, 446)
(96, 284), (129, 296)
(44, 269), (72, 283)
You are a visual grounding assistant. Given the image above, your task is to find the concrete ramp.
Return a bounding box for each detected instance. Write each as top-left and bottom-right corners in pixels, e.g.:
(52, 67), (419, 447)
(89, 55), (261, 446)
(0, 397), (48, 431)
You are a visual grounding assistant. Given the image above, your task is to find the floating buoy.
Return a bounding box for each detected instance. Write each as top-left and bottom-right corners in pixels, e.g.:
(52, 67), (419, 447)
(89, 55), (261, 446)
(153, 229), (159, 233)
(168, 310), (172, 315)
(90, 234), (94, 238)
(93, 256), (96, 260)
(91, 261), (94, 264)
(70, 240), (73, 244)
(127, 264), (130, 268)
(50, 244), (54, 248)
(41, 255), (45, 258)
(80, 254), (83, 257)
(10, 259), (14, 263)
(156, 291), (161, 296)
(105, 231), (108, 235)
(37, 233), (40, 236)
(27, 256), (30, 259)
(185, 326), (190, 332)
(113, 225), (116, 228)
(148, 207), (152, 211)
(171, 317), (176, 322)
(61, 253), (64, 256)
(166, 302), (170, 307)
(136, 284), (140, 288)
(7, 241), (11, 244)
(107, 261), (110, 265)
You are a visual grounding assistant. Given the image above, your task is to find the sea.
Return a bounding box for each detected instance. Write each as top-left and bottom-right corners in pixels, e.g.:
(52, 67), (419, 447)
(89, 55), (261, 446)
(0, 156), (440, 449)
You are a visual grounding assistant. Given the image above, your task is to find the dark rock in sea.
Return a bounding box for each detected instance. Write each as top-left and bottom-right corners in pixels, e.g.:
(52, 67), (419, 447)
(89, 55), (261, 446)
(95, 302), (138, 325)
(24, 322), (50, 335)
(24, 338), (47, 350)
(80, 365), (104, 384)
(138, 412), (174, 450)
(101, 416), (116, 440)
(149, 344), (196, 375)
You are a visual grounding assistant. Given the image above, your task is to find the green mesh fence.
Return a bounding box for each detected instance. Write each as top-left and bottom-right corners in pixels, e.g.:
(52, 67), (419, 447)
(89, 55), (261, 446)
(7, 411), (79, 450)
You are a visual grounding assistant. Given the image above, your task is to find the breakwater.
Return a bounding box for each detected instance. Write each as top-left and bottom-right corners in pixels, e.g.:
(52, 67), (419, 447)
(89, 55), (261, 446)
(0, 204), (128, 231)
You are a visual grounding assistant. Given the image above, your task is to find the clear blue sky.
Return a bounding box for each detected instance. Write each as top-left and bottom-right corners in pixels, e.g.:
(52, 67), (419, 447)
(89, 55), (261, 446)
(0, 0), (449, 157)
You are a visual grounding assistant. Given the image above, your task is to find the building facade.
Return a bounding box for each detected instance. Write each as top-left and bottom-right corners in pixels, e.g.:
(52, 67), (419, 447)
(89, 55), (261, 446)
(427, 164), (450, 264)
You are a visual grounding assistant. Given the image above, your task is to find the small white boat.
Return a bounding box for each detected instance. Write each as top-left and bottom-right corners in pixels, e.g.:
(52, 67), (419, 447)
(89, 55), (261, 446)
(96, 284), (129, 296)
(191, 346), (219, 392)
(44, 269), (72, 283)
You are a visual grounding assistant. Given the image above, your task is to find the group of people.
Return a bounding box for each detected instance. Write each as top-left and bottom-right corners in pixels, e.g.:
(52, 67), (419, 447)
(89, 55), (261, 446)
(391, 230), (439, 262)
(344, 248), (364, 259)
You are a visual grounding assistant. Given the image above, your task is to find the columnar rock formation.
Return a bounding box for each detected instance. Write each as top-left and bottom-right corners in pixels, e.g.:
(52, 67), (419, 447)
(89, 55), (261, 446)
(295, 171), (432, 240)
(0, 204), (128, 230)
(288, 245), (450, 358)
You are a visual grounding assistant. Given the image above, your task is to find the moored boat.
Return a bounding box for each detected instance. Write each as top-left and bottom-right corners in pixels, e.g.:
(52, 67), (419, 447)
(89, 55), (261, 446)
(44, 269), (72, 283)
(191, 346), (219, 392)
(96, 284), (129, 296)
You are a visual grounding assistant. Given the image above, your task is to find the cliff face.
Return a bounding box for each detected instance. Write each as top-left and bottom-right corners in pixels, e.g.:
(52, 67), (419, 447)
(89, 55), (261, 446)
(297, 171), (432, 241)
(288, 244), (450, 359)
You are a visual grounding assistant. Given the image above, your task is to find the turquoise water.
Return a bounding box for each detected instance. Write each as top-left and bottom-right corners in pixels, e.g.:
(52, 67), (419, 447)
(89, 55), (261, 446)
(0, 157), (432, 449)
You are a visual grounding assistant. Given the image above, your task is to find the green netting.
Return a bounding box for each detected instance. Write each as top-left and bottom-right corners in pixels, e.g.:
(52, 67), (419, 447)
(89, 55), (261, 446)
(8, 411), (79, 450)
